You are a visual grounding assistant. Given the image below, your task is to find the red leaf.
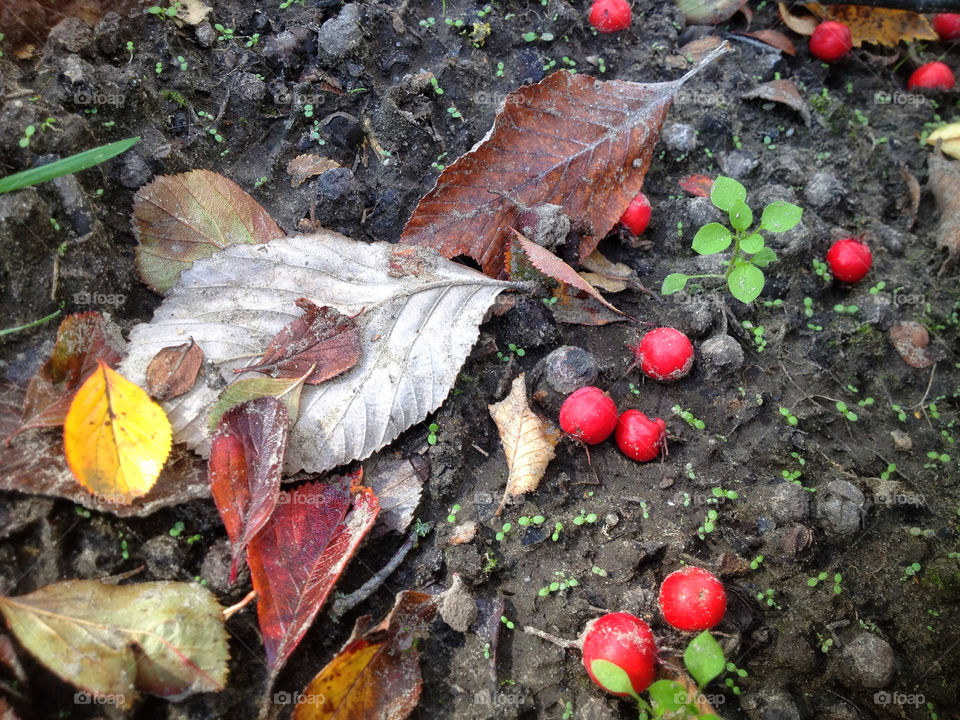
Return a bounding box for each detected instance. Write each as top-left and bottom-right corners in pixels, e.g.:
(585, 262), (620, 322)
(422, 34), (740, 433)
(5, 312), (122, 444)
(247, 473), (379, 676)
(235, 299), (362, 385)
(401, 51), (728, 277)
(146, 338), (204, 400)
(678, 174), (715, 197)
(208, 396), (289, 584)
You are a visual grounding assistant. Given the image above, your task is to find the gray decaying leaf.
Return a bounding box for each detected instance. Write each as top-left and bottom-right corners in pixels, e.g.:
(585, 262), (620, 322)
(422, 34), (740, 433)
(120, 233), (512, 475)
(742, 79), (811, 127)
(365, 453), (428, 537)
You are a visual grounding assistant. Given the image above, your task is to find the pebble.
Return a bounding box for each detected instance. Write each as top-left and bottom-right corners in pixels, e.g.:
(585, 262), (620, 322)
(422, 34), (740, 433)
(438, 575), (477, 633)
(677, 299), (714, 338)
(233, 72), (267, 105)
(718, 150), (758, 179)
(201, 539), (246, 594)
(661, 123), (698, 153)
(803, 171), (846, 209)
(317, 167), (355, 202)
(698, 334), (744, 376)
(529, 346), (599, 416)
(890, 429), (912, 451)
(318, 3), (362, 60)
(816, 480), (865, 536)
(262, 27), (307, 64)
(741, 688), (801, 720)
(834, 632), (895, 689)
(141, 535), (185, 581)
(194, 22), (217, 49)
(94, 12), (121, 56)
(119, 152), (153, 189)
(758, 482), (810, 524)
(47, 17), (94, 55)
(51, 173), (94, 236)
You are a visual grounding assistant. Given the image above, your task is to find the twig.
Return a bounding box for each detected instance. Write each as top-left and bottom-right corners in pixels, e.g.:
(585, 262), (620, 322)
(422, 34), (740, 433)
(223, 589), (257, 620)
(523, 625), (580, 650)
(328, 531), (416, 620)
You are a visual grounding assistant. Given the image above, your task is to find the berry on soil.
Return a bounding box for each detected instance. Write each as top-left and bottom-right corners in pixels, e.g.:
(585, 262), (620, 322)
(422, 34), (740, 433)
(615, 410), (666, 462)
(658, 566), (727, 632)
(629, 328), (694, 382)
(907, 61), (955, 91)
(558, 386), (618, 445)
(581, 612), (658, 697)
(588, 0), (632, 33)
(808, 21), (852, 62)
(620, 192), (651, 235)
(825, 237), (872, 283)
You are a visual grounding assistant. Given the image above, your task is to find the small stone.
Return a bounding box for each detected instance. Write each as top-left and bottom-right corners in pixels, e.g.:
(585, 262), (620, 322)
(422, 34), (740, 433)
(817, 480), (866, 536)
(699, 334), (744, 376)
(758, 482), (810, 524)
(890, 429), (912, 451)
(741, 688), (801, 720)
(803, 171), (846, 210)
(529, 346), (599, 416)
(448, 521), (477, 546)
(677, 299), (714, 338)
(318, 4), (362, 60)
(719, 150), (758, 179)
(661, 123), (698, 153)
(438, 575), (477, 633)
(201, 539), (248, 594)
(94, 12), (121, 56)
(233, 72), (267, 105)
(316, 167), (354, 202)
(604, 513), (619, 528)
(119, 152), (153, 189)
(194, 22), (217, 48)
(141, 535), (185, 581)
(834, 632), (895, 690)
(47, 17), (94, 55)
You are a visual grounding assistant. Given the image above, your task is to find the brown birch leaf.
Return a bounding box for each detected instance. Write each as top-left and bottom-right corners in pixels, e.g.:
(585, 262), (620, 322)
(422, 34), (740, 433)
(146, 338), (204, 400)
(401, 46), (729, 277)
(489, 373), (560, 514)
(287, 155), (341, 187)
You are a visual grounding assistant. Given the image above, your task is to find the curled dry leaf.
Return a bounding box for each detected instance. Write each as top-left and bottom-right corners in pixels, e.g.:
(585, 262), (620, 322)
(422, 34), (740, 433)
(401, 45), (730, 277)
(548, 285), (625, 326)
(780, 2), (937, 46)
(733, 29), (796, 55)
(5, 311), (123, 444)
(678, 174), (714, 197)
(146, 338), (203, 400)
(898, 164), (921, 229)
(0, 580), (229, 708)
(133, 169), (285, 293)
(777, 2), (818, 35)
(742, 79), (811, 127)
(247, 474), (379, 677)
(926, 123), (960, 161)
(64, 361), (173, 505)
(489, 373), (560, 514)
(890, 321), (934, 368)
(365, 454), (428, 537)
(580, 250), (644, 294)
(209, 396), (288, 584)
(120, 234), (511, 475)
(292, 591), (437, 720)
(235, 299), (362, 385)
(0, 381), (208, 515)
(928, 146), (960, 274)
(0, 633), (26, 684)
(287, 155), (341, 187)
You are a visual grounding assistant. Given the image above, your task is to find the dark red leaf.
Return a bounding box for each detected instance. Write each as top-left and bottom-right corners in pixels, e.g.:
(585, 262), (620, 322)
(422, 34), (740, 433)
(247, 472), (380, 677)
(400, 54), (728, 277)
(208, 396), (288, 584)
(678, 174), (715, 197)
(235, 299), (361, 385)
(5, 312), (122, 444)
(146, 338), (204, 400)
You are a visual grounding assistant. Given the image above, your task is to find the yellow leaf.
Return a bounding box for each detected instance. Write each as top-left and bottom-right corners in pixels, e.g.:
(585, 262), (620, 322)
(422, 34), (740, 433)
(779, 2), (937, 47)
(927, 123), (960, 160)
(64, 361), (172, 504)
(488, 373), (560, 514)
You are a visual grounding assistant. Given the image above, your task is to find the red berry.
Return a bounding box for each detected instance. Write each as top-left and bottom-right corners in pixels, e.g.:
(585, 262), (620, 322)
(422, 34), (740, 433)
(620, 192), (651, 235)
(581, 613), (658, 696)
(632, 328), (694, 382)
(589, 0), (632, 33)
(825, 237), (872, 284)
(809, 21), (852, 62)
(933, 13), (960, 41)
(559, 386), (618, 445)
(907, 61), (955, 91)
(615, 410), (666, 462)
(658, 567), (727, 632)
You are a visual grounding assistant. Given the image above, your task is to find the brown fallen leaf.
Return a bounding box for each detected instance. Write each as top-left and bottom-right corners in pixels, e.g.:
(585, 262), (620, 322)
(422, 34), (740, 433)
(133, 169), (285, 293)
(146, 338), (203, 400)
(580, 250), (644, 294)
(890, 321), (934, 368)
(777, 2), (818, 35)
(928, 146), (960, 275)
(287, 155), (341, 187)
(235, 298), (362, 384)
(733, 29), (796, 55)
(401, 45), (730, 277)
(489, 373), (560, 514)
(898, 164), (921, 229)
(678, 174), (714, 197)
(742, 79), (811, 127)
(292, 591), (437, 720)
(780, 3), (937, 46)
(365, 454), (428, 537)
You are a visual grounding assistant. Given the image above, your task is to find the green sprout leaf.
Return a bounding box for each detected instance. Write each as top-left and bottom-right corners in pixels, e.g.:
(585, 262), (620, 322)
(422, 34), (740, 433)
(728, 199), (753, 232)
(589, 659), (640, 699)
(691, 223), (733, 255)
(740, 233), (764, 254)
(684, 631), (725, 687)
(662, 273), (690, 295)
(760, 201), (803, 233)
(727, 262), (764, 303)
(647, 679), (688, 716)
(710, 175), (747, 212)
(750, 247), (778, 268)
(0, 137), (140, 195)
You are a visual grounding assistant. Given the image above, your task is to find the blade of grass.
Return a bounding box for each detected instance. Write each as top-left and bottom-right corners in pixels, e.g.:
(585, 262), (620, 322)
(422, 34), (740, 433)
(0, 136), (139, 195)
(0, 308), (61, 337)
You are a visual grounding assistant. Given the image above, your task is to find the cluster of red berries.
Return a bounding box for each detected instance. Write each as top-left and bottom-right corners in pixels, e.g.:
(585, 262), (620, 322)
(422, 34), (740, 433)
(581, 567), (727, 696)
(558, 329), (693, 462)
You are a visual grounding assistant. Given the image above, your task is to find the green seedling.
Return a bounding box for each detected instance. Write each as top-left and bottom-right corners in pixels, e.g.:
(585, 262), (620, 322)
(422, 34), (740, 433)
(724, 660), (748, 695)
(427, 422), (439, 445)
(756, 588), (781, 609)
(446, 503), (460, 523)
(836, 401), (859, 422)
(673, 405), (705, 430)
(214, 23), (234, 41)
(891, 403), (907, 422)
(741, 320), (767, 351)
(817, 632), (834, 653)
(779, 406), (799, 426)
(551, 521), (563, 541)
(496, 342), (525, 362)
(147, 2), (181, 19)
(538, 570), (578, 597)
(517, 515), (545, 527)
(495, 522), (512, 542)
(500, 615), (516, 630)
(807, 571), (842, 593)
(813, 258), (832, 281)
(750, 554), (764, 570)
(834, 303), (859, 315)
(661, 175), (802, 304)
(803, 296), (814, 317)
(572, 511), (598, 527)
(696, 509), (718, 540)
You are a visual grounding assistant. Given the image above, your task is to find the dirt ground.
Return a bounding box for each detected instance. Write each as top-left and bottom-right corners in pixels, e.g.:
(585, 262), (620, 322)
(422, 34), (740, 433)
(1, 0), (959, 718)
